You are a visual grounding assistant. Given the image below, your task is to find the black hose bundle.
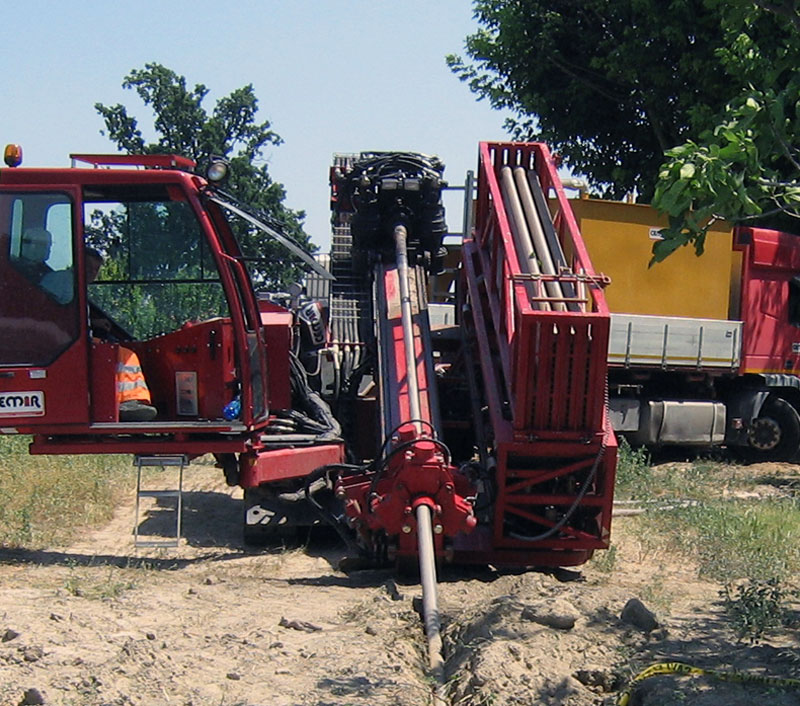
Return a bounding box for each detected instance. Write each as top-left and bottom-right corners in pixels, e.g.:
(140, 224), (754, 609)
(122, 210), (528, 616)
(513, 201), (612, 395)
(287, 351), (342, 442)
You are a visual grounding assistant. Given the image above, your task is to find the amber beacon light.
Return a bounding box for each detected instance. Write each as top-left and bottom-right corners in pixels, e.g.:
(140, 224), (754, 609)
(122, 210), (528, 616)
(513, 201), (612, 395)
(4, 144), (23, 167)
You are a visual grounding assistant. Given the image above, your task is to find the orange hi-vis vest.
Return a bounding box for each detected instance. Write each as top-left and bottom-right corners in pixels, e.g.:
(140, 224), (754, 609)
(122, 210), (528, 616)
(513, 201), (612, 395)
(116, 346), (152, 404)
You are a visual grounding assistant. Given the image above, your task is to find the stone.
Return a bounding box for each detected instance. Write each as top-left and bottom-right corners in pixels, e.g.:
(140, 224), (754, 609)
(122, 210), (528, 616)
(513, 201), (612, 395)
(520, 598), (580, 630)
(22, 646), (44, 663)
(574, 667), (620, 692)
(620, 598), (658, 632)
(383, 579), (403, 601)
(19, 688), (45, 705)
(278, 617), (322, 632)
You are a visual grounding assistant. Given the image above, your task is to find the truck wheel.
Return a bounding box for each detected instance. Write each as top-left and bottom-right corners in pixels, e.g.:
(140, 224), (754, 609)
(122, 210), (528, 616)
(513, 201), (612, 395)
(745, 397), (800, 462)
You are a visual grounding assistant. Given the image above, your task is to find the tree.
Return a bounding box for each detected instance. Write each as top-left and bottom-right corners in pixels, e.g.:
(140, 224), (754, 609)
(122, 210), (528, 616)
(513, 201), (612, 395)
(448, 1), (743, 201)
(449, 1), (800, 205)
(95, 63), (314, 290)
(652, 2), (800, 261)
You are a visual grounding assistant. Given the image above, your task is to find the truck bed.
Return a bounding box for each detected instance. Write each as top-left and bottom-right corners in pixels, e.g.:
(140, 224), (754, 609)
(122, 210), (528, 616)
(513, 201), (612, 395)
(609, 313), (742, 370)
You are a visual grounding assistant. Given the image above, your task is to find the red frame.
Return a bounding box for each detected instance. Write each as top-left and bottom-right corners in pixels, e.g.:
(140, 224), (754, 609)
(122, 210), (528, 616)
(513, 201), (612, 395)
(337, 260), (478, 552)
(459, 142), (617, 566)
(70, 153), (196, 170)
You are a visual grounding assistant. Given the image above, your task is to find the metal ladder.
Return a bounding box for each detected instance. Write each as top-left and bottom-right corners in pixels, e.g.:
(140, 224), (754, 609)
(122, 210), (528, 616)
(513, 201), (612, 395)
(134, 455), (187, 548)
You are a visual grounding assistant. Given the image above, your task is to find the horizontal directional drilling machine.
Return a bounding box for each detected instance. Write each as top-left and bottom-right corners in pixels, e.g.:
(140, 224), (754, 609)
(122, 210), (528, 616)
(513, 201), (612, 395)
(0, 141), (617, 684)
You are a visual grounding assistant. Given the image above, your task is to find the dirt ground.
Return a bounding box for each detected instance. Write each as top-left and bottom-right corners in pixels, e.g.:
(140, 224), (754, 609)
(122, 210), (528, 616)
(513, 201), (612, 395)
(0, 461), (798, 706)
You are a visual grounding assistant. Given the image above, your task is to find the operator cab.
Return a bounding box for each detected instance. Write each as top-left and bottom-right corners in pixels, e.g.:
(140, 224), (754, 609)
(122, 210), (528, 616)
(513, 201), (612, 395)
(0, 151), (321, 454)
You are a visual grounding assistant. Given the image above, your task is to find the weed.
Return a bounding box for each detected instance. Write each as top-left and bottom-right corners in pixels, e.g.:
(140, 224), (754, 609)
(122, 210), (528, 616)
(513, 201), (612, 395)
(63, 570), (83, 597)
(60, 565), (138, 601)
(722, 577), (787, 643)
(614, 438), (652, 499)
(97, 567), (138, 599)
(590, 543), (618, 574)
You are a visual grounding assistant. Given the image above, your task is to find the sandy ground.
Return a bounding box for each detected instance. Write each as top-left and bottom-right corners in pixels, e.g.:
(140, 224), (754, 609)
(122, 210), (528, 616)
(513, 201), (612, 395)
(0, 461), (798, 706)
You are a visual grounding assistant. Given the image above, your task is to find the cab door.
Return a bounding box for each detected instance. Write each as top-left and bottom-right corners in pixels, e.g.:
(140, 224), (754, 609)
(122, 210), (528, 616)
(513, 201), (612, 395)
(0, 186), (90, 428)
(203, 199), (270, 426)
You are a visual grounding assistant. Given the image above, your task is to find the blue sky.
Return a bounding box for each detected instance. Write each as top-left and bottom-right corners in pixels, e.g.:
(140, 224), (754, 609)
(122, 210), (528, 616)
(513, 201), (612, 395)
(1, 1), (511, 249)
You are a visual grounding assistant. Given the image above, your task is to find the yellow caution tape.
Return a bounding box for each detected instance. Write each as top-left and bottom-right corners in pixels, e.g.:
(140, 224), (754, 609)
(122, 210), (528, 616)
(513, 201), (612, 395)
(617, 661), (800, 706)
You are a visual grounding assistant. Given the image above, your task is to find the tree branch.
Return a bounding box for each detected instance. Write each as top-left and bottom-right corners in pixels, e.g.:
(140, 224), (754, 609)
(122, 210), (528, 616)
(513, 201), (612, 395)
(545, 54), (630, 104)
(754, 0), (800, 32)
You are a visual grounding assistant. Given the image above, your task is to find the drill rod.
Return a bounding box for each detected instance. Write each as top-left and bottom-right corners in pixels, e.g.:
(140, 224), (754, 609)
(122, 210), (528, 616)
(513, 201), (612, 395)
(417, 503), (447, 705)
(393, 224), (446, 704)
(393, 224), (423, 431)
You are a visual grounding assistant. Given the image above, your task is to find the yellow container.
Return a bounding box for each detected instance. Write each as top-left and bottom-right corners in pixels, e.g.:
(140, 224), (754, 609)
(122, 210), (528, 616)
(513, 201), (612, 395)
(567, 199), (738, 320)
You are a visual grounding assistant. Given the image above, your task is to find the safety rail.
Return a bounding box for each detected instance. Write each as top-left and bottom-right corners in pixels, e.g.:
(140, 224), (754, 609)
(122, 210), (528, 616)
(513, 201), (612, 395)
(461, 141), (617, 561)
(471, 142), (611, 435)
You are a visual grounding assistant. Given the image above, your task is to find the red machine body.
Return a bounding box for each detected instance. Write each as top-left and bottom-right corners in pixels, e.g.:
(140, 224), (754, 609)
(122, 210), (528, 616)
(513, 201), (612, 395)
(329, 143), (616, 567)
(735, 226), (800, 375)
(0, 142), (616, 569)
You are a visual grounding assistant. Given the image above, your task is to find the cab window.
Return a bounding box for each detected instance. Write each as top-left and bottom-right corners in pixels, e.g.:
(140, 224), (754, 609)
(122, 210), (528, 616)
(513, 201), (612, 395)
(789, 276), (800, 328)
(84, 183), (228, 340)
(0, 192), (79, 365)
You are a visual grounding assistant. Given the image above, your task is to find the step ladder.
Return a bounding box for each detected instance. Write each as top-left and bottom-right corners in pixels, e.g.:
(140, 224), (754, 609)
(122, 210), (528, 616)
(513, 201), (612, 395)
(134, 455), (187, 548)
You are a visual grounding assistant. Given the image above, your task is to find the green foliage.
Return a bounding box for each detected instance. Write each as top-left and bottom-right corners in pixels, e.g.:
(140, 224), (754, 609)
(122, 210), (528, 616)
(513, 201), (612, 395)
(449, 1), (744, 200)
(0, 436), (131, 547)
(652, 3), (800, 260)
(452, 0), (800, 259)
(652, 80), (800, 261)
(95, 63), (314, 290)
(722, 577), (788, 643)
(614, 438), (652, 499)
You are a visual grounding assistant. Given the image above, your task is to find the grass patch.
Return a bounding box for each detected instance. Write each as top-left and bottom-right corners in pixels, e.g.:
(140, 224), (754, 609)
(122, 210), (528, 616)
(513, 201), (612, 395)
(640, 496), (800, 583)
(615, 438), (800, 640)
(615, 438), (767, 502)
(722, 577), (790, 643)
(614, 438), (653, 500)
(0, 435), (132, 548)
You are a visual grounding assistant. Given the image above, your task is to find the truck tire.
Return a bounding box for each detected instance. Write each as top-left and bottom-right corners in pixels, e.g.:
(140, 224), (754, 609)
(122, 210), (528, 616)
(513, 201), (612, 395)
(745, 396), (800, 462)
